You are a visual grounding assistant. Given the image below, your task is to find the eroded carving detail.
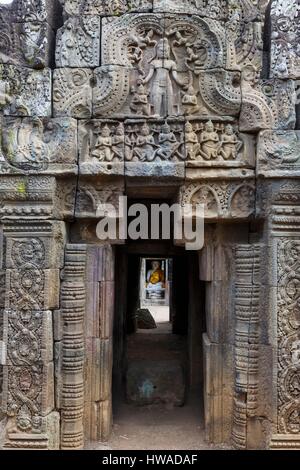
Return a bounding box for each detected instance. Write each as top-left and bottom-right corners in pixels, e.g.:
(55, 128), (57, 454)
(270, 0), (300, 79)
(0, 117), (77, 172)
(258, 131), (300, 175)
(53, 68), (92, 118)
(0, 65), (51, 117)
(56, 16), (100, 68)
(180, 181), (255, 219)
(60, 0), (152, 16)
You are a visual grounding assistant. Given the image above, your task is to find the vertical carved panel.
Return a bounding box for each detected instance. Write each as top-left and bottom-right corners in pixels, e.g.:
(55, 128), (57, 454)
(277, 239), (300, 434)
(232, 245), (260, 449)
(1, 221), (63, 449)
(268, 182), (300, 449)
(61, 244), (86, 450)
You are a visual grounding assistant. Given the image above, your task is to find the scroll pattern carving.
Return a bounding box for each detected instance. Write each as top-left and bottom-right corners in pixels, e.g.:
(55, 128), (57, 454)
(277, 239), (300, 435)
(1, 221), (62, 449)
(180, 181), (255, 219)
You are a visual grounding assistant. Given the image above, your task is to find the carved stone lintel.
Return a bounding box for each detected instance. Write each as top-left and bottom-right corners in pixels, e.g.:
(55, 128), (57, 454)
(180, 180), (256, 220)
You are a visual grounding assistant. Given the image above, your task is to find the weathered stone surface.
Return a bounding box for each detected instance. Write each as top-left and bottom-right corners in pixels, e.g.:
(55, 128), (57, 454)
(0, 117), (77, 174)
(14, 0), (62, 27)
(60, 0), (152, 17)
(270, 0), (300, 79)
(56, 16), (100, 68)
(126, 360), (185, 406)
(180, 180), (256, 220)
(257, 130), (300, 177)
(154, 0), (227, 18)
(0, 65), (51, 117)
(203, 334), (234, 443)
(53, 68), (93, 118)
(0, 176), (63, 220)
(86, 245), (115, 283)
(0, 15), (54, 69)
(240, 73), (297, 131)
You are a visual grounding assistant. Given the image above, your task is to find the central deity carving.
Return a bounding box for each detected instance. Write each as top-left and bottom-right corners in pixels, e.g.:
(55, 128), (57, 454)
(95, 14), (231, 119)
(136, 38), (180, 116)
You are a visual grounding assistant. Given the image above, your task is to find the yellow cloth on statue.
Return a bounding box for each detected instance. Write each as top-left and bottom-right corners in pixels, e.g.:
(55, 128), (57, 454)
(149, 269), (164, 285)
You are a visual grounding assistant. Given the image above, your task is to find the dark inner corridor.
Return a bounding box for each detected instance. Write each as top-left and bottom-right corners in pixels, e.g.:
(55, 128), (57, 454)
(112, 244), (207, 448)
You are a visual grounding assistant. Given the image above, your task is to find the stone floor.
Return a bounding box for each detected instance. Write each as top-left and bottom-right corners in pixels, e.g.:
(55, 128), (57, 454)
(86, 322), (231, 451)
(86, 398), (231, 450)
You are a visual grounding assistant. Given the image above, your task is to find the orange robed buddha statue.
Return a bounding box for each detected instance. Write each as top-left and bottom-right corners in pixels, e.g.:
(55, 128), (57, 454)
(146, 260), (165, 291)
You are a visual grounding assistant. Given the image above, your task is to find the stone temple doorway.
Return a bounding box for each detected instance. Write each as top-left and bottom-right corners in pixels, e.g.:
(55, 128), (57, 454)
(112, 243), (208, 449)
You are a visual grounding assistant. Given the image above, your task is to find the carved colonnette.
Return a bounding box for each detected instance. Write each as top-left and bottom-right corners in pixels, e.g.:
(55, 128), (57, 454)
(232, 245), (261, 449)
(60, 244), (86, 449)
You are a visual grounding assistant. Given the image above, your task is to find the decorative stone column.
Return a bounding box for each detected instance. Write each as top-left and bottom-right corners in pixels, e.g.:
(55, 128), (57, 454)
(232, 245), (261, 449)
(58, 244), (87, 450)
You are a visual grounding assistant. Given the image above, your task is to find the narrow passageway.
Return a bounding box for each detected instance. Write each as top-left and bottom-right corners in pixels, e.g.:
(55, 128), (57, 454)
(104, 249), (216, 451)
(110, 399), (207, 450)
(88, 396), (230, 450)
